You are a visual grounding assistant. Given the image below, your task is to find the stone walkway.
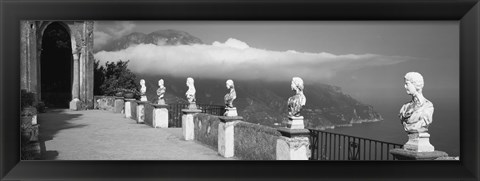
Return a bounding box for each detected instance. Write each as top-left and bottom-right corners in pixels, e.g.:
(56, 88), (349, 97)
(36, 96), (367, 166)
(38, 109), (234, 160)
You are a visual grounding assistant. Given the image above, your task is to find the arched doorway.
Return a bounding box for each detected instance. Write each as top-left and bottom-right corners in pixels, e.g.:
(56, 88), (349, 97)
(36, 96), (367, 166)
(40, 22), (73, 108)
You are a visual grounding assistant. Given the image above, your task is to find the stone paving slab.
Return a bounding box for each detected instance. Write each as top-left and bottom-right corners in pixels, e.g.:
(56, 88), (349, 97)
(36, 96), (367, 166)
(38, 109), (235, 160)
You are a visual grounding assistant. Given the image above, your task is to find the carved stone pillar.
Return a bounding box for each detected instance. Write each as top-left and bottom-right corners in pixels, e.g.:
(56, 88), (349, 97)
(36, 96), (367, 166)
(182, 108), (202, 141)
(276, 128), (311, 160)
(152, 104), (169, 128)
(136, 101), (149, 124)
(69, 50), (81, 110)
(125, 99), (136, 119)
(218, 116), (242, 158)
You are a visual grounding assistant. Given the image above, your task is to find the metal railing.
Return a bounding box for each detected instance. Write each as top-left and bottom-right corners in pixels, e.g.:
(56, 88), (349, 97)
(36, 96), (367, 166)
(168, 103), (225, 127)
(309, 129), (403, 160)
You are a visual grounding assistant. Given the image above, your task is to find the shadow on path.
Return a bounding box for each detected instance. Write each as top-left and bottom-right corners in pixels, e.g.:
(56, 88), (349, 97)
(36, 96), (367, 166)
(38, 109), (85, 160)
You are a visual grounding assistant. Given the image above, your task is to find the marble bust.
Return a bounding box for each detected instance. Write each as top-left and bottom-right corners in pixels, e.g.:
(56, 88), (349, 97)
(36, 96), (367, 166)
(140, 79), (147, 101)
(156, 79), (166, 105)
(185, 77), (196, 104)
(224, 79), (236, 108)
(399, 72), (434, 133)
(287, 77), (306, 117)
(398, 72), (435, 152)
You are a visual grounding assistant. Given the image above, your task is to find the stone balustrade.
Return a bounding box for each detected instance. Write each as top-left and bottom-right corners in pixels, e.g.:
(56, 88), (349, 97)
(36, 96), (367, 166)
(94, 95), (453, 160)
(98, 97), (308, 160)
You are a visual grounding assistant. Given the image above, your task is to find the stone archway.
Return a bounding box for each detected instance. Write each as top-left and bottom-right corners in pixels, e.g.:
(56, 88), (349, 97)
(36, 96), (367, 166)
(40, 22), (73, 108)
(20, 21), (95, 110)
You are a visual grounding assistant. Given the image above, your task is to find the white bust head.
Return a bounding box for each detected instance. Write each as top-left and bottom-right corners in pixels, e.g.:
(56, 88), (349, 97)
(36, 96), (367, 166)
(140, 79), (145, 86)
(226, 79), (234, 89)
(186, 77), (194, 87)
(404, 72), (424, 95)
(158, 79), (164, 87)
(291, 77), (304, 92)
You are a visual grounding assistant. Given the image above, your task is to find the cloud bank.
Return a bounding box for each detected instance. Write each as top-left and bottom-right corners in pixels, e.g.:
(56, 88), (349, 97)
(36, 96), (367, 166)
(94, 21), (136, 51)
(94, 38), (410, 81)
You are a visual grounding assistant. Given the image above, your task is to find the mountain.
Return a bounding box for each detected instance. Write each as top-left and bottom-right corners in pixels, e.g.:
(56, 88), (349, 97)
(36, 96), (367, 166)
(100, 29), (203, 52)
(138, 75), (383, 130)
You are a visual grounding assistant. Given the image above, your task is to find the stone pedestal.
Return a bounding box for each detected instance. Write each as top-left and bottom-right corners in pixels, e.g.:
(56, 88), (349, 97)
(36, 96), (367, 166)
(218, 116), (243, 158)
(114, 97), (125, 113)
(390, 148), (448, 160)
(136, 101), (149, 124)
(31, 114), (37, 125)
(188, 102), (198, 110)
(140, 95), (148, 102)
(157, 99), (166, 105)
(152, 104), (169, 128)
(181, 108), (202, 141)
(124, 99), (136, 119)
(287, 116), (305, 129)
(389, 132), (447, 160)
(276, 128), (310, 160)
(403, 132), (434, 152)
(224, 107), (238, 117)
(69, 98), (82, 111)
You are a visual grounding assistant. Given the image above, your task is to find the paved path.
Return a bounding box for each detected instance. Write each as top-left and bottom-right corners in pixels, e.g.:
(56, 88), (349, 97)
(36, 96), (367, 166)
(38, 109), (234, 160)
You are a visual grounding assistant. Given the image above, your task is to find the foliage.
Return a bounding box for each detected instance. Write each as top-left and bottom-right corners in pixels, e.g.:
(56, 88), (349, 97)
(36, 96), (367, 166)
(115, 88), (141, 96)
(21, 107), (37, 117)
(93, 60), (105, 95)
(94, 60), (139, 96)
(36, 101), (46, 113)
(21, 89), (36, 109)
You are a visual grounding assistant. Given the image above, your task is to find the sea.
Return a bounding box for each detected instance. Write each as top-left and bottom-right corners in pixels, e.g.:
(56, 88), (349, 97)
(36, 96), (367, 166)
(328, 100), (460, 157)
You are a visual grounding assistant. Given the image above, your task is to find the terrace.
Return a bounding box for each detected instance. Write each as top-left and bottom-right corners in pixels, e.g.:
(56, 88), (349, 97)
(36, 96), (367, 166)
(19, 94), (428, 161)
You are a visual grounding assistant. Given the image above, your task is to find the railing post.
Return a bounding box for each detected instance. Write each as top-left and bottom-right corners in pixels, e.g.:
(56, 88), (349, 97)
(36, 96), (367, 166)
(152, 103), (169, 128)
(136, 101), (149, 124)
(181, 105), (201, 141)
(218, 116), (243, 158)
(124, 98), (135, 119)
(114, 96), (124, 114)
(276, 116), (310, 160)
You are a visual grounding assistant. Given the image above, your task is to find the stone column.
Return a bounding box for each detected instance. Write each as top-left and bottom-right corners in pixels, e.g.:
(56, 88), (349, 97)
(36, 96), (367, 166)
(69, 50), (81, 110)
(390, 132), (448, 160)
(181, 108), (202, 141)
(124, 99), (135, 119)
(152, 104), (169, 128)
(114, 97), (125, 113)
(218, 116), (242, 158)
(136, 101), (148, 124)
(276, 128), (310, 160)
(276, 116), (310, 160)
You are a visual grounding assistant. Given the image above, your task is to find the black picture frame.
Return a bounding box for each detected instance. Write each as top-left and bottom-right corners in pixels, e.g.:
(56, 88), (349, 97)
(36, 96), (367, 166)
(1, 0), (479, 180)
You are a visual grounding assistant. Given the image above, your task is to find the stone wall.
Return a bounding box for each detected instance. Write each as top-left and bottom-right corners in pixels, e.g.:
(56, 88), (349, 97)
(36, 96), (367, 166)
(234, 121), (282, 160)
(144, 103), (154, 127)
(94, 96), (115, 112)
(131, 101), (138, 121)
(192, 114), (282, 160)
(193, 114), (220, 150)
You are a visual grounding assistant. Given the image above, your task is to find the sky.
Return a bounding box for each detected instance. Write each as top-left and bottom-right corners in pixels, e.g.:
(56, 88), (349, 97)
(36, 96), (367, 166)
(93, 21), (459, 108)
